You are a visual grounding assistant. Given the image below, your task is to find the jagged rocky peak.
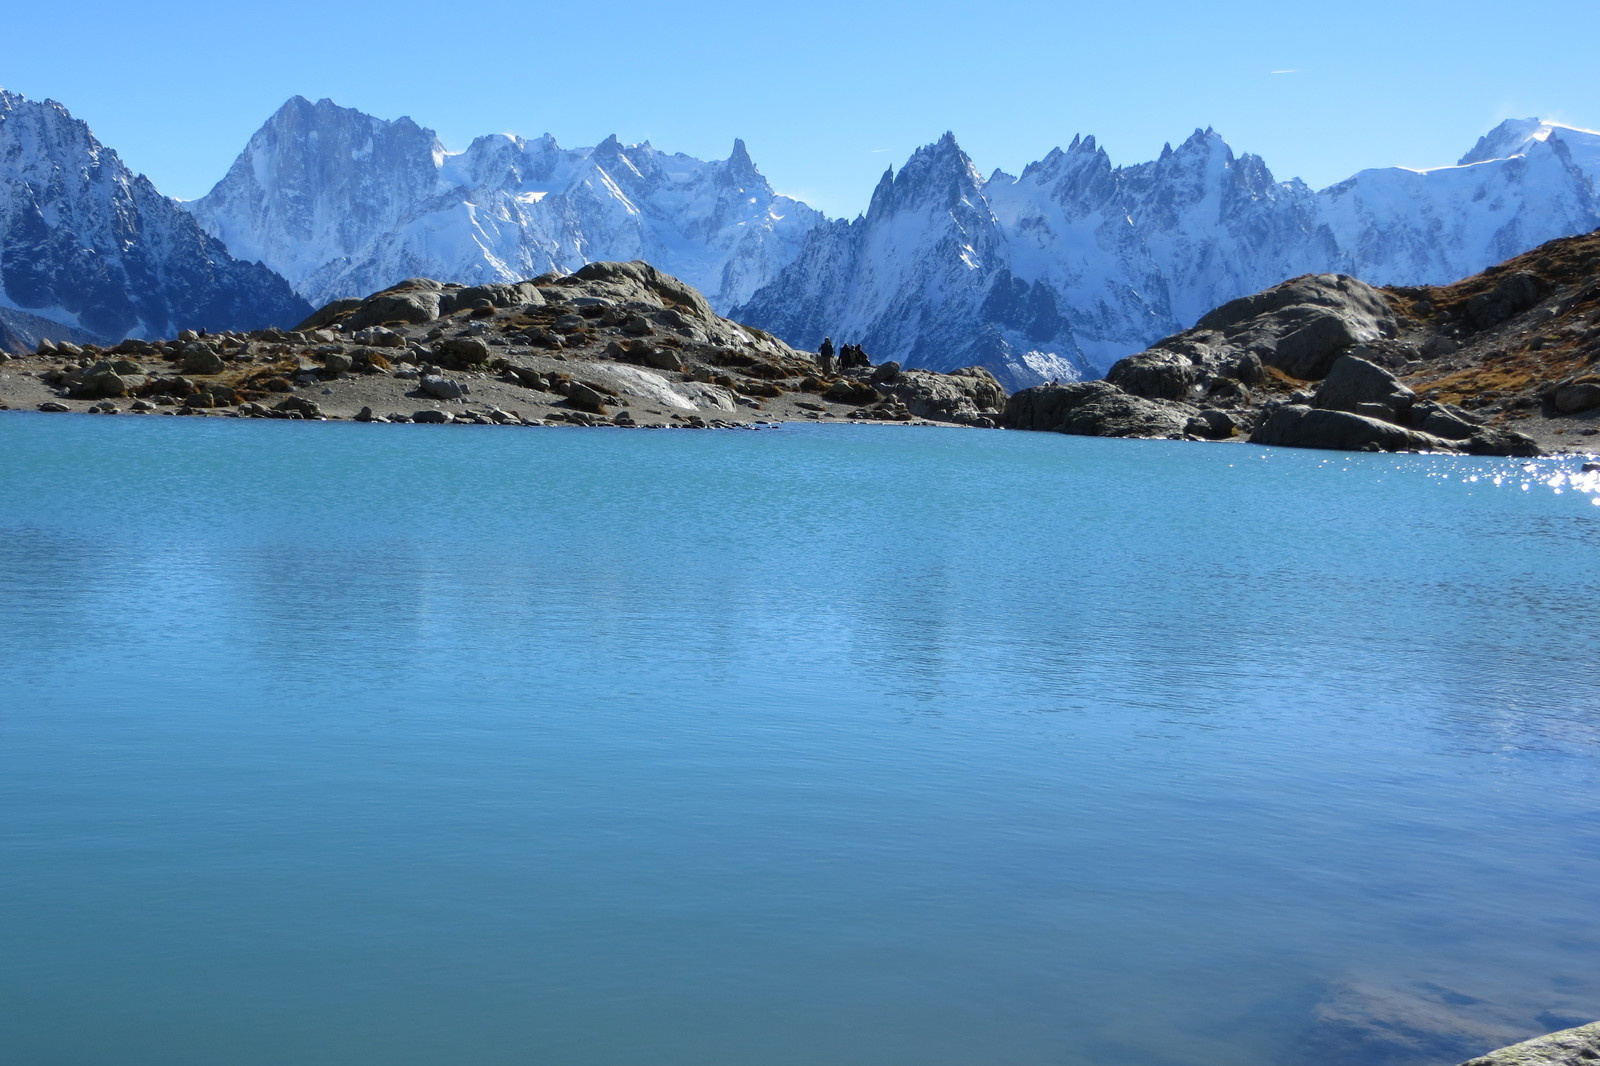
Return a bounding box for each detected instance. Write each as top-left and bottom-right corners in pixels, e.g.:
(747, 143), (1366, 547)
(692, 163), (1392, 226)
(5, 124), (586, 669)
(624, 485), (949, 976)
(870, 132), (986, 214)
(738, 114), (1600, 389)
(0, 87), (309, 342)
(721, 137), (760, 186)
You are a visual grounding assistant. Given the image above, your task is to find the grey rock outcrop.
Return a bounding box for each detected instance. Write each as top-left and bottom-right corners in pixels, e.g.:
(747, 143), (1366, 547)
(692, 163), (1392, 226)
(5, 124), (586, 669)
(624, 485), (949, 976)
(1105, 349), (1199, 401)
(1313, 354), (1416, 423)
(1458, 1020), (1600, 1066)
(419, 375), (466, 400)
(1194, 274), (1397, 380)
(1003, 381), (1197, 438)
(1249, 404), (1454, 453)
(880, 366), (1004, 425)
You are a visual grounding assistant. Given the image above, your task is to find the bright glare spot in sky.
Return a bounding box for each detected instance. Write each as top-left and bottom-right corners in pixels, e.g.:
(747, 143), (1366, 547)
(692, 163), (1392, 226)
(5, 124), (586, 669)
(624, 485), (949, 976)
(4, 0), (1597, 219)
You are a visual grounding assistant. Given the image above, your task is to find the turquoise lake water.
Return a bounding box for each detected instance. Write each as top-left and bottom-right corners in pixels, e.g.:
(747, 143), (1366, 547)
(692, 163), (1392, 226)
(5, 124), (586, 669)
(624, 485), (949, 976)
(2, 414), (1598, 1066)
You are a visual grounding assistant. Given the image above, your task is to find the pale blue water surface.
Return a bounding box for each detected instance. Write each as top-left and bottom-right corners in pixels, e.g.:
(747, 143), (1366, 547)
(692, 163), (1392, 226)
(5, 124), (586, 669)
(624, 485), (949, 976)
(2, 414), (1598, 1066)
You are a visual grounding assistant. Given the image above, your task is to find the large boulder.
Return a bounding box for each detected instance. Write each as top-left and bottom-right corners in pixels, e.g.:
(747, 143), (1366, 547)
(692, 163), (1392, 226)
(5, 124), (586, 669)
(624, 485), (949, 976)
(313, 279), (449, 331)
(1313, 354), (1416, 423)
(1406, 400), (1481, 441)
(1105, 349), (1199, 401)
(1196, 274), (1397, 380)
(419, 375), (466, 400)
(881, 367), (1005, 424)
(567, 261), (716, 321)
(1466, 271), (1545, 331)
(1249, 404), (1456, 453)
(1552, 379), (1600, 414)
(1458, 1020), (1600, 1066)
(440, 336), (493, 365)
(1003, 381), (1197, 438)
(69, 368), (132, 399)
(180, 345), (225, 375)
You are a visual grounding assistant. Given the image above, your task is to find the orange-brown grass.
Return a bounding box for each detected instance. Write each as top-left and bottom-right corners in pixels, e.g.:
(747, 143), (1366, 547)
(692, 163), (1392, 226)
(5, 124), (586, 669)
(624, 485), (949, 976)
(1406, 347), (1590, 406)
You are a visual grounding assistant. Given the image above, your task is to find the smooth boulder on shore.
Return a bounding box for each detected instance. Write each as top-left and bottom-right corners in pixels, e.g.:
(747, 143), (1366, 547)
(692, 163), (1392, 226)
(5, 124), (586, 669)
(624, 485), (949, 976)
(1249, 404), (1452, 453)
(1003, 381), (1199, 438)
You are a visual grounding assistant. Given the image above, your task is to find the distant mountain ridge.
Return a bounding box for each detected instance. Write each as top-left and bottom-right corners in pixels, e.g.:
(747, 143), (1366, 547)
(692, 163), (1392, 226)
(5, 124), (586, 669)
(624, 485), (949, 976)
(0, 89), (310, 344)
(184, 96), (823, 314)
(187, 98), (1600, 388)
(734, 121), (1600, 387)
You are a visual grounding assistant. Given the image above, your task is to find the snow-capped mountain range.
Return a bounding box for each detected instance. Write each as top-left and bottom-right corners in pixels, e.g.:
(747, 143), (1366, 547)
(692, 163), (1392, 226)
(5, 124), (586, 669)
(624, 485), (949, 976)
(186, 99), (1599, 387)
(735, 120), (1600, 386)
(2, 85), (1596, 385)
(184, 96), (823, 316)
(0, 89), (309, 343)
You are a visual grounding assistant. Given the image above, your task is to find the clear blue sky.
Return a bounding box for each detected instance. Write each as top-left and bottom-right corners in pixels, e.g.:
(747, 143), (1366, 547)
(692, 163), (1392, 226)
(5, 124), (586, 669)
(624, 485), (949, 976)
(5, 0), (1596, 219)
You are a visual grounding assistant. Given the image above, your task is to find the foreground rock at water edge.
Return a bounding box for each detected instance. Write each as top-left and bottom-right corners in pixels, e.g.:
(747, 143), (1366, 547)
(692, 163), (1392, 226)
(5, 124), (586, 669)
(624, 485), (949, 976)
(0, 261), (1006, 431)
(1459, 1021), (1600, 1066)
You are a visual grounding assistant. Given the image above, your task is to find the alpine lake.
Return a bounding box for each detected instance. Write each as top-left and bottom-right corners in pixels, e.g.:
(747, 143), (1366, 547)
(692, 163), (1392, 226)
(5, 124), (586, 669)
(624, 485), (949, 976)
(3, 413), (1598, 1066)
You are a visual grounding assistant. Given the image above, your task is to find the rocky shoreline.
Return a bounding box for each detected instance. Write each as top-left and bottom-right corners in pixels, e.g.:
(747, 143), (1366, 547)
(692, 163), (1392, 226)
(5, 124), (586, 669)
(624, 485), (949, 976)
(0, 261), (1005, 431)
(1003, 232), (1600, 458)
(5, 239), (1599, 459)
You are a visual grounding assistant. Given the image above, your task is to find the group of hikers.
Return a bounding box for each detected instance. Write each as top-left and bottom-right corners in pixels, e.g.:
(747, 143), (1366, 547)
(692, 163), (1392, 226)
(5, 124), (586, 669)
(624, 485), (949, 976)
(817, 337), (870, 374)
